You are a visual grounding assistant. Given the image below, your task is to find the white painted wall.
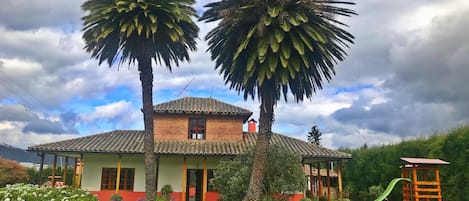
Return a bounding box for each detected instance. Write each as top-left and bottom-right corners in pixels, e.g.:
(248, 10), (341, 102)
(157, 157), (184, 192)
(81, 154), (225, 193)
(157, 157), (222, 192)
(81, 154), (145, 192)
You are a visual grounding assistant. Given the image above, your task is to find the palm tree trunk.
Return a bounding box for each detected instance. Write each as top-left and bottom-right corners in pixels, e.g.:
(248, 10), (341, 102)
(243, 92), (274, 201)
(139, 56), (156, 201)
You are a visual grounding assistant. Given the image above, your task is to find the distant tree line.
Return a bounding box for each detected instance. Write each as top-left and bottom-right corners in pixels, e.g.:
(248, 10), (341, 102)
(340, 126), (469, 201)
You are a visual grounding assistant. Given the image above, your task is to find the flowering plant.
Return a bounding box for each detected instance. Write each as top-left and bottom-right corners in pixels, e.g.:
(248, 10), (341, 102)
(0, 183), (98, 201)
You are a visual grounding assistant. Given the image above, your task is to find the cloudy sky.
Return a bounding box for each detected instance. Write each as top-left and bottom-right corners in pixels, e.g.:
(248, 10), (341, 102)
(1, 0), (468, 149)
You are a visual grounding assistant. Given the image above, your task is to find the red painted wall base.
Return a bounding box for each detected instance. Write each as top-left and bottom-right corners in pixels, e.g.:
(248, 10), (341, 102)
(90, 190), (146, 201)
(91, 190), (303, 201)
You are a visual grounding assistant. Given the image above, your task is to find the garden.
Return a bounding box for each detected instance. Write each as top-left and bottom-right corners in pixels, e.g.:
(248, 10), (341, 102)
(0, 183), (98, 201)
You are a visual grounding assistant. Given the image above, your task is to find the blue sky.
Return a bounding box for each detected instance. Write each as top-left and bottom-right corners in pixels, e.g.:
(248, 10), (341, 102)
(1, 0), (469, 149)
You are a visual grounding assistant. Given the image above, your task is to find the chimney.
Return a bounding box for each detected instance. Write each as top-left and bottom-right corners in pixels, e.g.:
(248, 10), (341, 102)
(248, 118), (257, 133)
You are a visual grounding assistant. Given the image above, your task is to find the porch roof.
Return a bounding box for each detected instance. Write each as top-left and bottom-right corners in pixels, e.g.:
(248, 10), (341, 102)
(27, 130), (351, 160)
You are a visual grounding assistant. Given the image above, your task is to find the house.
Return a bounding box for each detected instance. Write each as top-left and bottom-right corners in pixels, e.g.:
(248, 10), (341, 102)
(28, 97), (351, 201)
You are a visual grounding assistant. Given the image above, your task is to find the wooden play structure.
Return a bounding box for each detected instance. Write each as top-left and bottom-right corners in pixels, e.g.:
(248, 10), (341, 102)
(400, 157), (449, 201)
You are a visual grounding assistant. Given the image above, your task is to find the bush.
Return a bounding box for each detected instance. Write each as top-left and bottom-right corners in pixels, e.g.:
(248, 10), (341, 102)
(0, 157), (29, 187)
(156, 184), (174, 201)
(110, 193), (123, 201)
(0, 183), (98, 201)
(318, 196), (327, 201)
(211, 145), (305, 201)
(368, 185), (384, 199)
(300, 198), (312, 201)
(160, 184), (173, 195)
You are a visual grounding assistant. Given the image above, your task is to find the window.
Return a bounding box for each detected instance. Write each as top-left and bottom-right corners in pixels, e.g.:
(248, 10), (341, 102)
(101, 168), (135, 191)
(189, 118), (206, 140)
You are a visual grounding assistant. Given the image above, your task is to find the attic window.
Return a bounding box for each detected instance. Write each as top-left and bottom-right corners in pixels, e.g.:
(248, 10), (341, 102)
(189, 118), (206, 140)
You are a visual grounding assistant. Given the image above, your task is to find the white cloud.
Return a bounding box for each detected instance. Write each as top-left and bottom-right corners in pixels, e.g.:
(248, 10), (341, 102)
(322, 130), (402, 150)
(81, 101), (134, 121)
(78, 100), (141, 130)
(0, 121), (77, 149)
(0, 0), (83, 30)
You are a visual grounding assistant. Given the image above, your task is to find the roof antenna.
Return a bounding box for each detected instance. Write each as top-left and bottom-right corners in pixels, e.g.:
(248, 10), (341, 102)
(176, 77), (194, 98)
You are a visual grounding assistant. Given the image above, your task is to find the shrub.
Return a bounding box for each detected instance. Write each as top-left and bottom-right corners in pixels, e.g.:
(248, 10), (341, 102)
(156, 184), (174, 201)
(368, 185), (384, 199)
(0, 183), (98, 201)
(160, 184), (173, 195)
(300, 198), (312, 201)
(318, 196), (327, 201)
(0, 157), (29, 187)
(336, 198), (351, 201)
(110, 193), (123, 201)
(211, 145), (305, 201)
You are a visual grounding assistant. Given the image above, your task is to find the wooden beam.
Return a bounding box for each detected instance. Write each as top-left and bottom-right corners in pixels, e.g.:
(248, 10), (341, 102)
(203, 158), (208, 201)
(309, 164), (314, 198)
(182, 157), (187, 201)
(73, 158), (78, 188)
(79, 153), (84, 188)
(317, 162), (322, 198)
(63, 156), (69, 185)
(155, 156), (159, 191)
(337, 161), (343, 199)
(116, 155), (122, 193)
(412, 166), (419, 200)
(327, 162), (331, 201)
(38, 153), (45, 185)
(51, 154), (57, 188)
(435, 168), (442, 201)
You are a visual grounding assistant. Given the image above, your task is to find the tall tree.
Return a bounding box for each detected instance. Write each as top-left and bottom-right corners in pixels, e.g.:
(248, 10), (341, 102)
(81, 0), (198, 200)
(307, 125), (322, 145)
(201, 0), (355, 200)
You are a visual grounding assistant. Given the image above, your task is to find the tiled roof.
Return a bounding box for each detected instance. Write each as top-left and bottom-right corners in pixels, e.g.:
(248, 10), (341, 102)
(153, 97), (252, 121)
(400, 157), (450, 165)
(28, 130), (351, 160)
(27, 130), (145, 154)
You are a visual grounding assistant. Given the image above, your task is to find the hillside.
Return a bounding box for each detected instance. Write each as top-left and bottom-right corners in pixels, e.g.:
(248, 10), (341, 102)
(0, 143), (54, 164)
(341, 126), (469, 201)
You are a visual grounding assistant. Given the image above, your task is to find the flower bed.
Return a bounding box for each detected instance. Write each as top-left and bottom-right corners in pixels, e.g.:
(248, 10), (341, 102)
(0, 183), (98, 201)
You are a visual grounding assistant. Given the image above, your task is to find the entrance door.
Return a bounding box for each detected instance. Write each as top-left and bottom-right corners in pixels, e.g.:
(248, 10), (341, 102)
(186, 169), (203, 201)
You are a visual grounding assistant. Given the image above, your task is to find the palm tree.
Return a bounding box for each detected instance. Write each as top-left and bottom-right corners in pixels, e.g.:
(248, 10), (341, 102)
(201, 0), (355, 200)
(81, 0), (198, 200)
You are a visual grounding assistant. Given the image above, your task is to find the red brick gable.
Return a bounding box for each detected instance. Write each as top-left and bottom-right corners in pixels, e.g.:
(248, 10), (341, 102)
(153, 114), (244, 142)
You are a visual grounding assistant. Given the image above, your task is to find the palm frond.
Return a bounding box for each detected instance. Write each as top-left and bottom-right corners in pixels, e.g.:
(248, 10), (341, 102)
(201, 0), (356, 102)
(82, 0), (199, 68)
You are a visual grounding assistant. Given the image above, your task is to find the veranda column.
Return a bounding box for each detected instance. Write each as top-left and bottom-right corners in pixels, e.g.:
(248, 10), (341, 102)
(38, 153), (45, 185)
(309, 163), (314, 198)
(116, 155), (122, 193)
(155, 156), (159, 191)
(79, 153), (84, 188)
(51, 154), (58, 187)
(317, 162), (322, 197)
(182, 157), (187, 201)
(326, 161), (331, 201)
(73, 158), (78, 188)
(203, 157), (208, 201)
(63, 156), (69, 185)
(337, 161), (343, 199)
